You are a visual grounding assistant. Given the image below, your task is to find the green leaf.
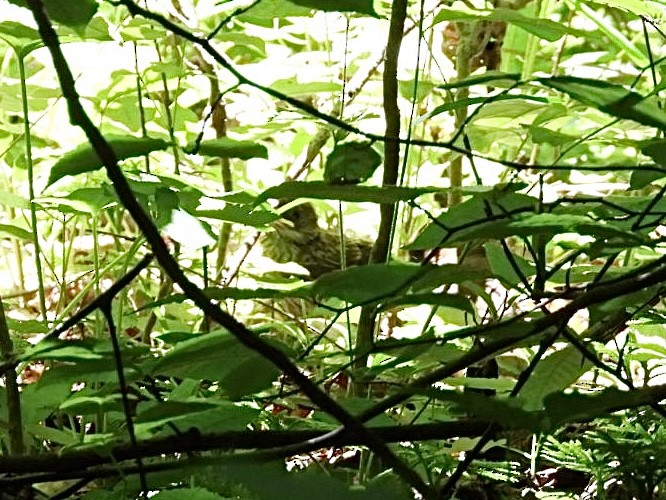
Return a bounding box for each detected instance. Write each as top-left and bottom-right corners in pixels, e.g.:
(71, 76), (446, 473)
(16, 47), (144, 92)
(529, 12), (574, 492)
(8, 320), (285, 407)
(195, 205), (280, 227)
(426, 389), (540, 430)
(271, 77), (342, 97)
(313, 264), (486, 303)
(256, 181), (443, 204)
(630, 169), (666, 189)
(544, 385), (666, 430)
(519, 345), (593, 411)
(586, 0), (660, 16)
(135, 399), (259, 433)
(418, 94), (547, 124)
(437, 71), (521, 90)
(60, 395), (124, 415)
(151, 487), (225, 500)
(151, 330), (280, 399)
(323, 142), (382, 184)
(405, 192), (537, 250)
(528, 125), (578, 146)
(22, 338), (108, 362)
(0, 21), (40, 49)
(434, 6), (585, 42)
(186, 138), (268, 160)
(0, 223), (31, 240)
(286, 0), (378, 17)
(484, 242), (536, 287)
(538, 76), (666, 131)
(7, 0), (98, 31)
(47, 135), (170, 186)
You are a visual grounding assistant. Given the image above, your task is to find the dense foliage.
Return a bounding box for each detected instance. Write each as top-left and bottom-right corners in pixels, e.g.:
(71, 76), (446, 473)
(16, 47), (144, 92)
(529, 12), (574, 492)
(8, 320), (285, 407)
(1, 0), (666, 498)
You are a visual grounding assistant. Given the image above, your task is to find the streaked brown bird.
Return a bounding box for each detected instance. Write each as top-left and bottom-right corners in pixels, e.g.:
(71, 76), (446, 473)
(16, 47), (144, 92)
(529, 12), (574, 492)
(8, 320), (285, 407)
(262, 203), (372, 279)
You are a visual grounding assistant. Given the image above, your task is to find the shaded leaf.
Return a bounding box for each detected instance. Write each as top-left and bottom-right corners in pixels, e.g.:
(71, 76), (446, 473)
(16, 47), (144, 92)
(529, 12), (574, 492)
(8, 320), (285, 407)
(519, 345), (593, 411)
(47, 135), (170, 186)
(151, 488), (225, 500)
(151, 330), (280, 399)
(256, 181), (443, 204)
(0, 223), (31, 240)
(324, 142), (382, 184)
(186, 138), (268, 160)
(437, 71), (521, 90)
(196, 205), (280, 227)
(538, 76), (666, 131)
(7, 0), (97, 31)
(313, 264), (486, 304)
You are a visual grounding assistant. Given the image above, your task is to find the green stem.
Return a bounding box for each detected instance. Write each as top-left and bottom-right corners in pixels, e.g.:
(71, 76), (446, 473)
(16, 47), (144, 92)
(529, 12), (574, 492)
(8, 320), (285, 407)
(18, 55), (47, 325)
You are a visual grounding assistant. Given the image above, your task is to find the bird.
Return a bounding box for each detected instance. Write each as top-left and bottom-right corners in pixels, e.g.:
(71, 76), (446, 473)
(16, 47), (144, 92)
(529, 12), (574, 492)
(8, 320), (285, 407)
(261, 202), (373, 279)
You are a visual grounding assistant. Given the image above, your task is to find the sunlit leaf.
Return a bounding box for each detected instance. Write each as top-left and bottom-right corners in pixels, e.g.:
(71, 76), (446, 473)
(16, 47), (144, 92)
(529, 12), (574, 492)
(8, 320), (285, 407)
(287, 0), (378, 17)
(538, 76), (666, 131)
(434, 6), (587, 41)
(162, 209), (216, 249)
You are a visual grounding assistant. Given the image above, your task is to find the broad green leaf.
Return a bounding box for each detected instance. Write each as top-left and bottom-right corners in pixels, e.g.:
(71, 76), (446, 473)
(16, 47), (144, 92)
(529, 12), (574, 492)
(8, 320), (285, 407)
(425, 389), (540, 430)
(32, 359), (143, 391)
(0, 223), (31, 240)
(437, 71), (521, 90)
(641, 139), (666, 167)
(538, 76), (666, 131)
(7, 0), (98, 32)
(287, 0), (378, 17)
(484, 242), (536, 287)
(135, 399), (259, 433)
(256, 181), (444, 204)
(528, 125), (578, 146)
(162, 209), (216, 250)
(151, 330), (280, 399)
(405, 192), (537, 250)
(219, 461), (410, 500)
(434, 6), (586, 42)
(313, 264), (486, 303)
(544, 385), (666, 430)
(186, 138), (268, 160)
(378, 292), (475, 315)
(0, 21), (40, 48)
(236, 0), (314, 23)
(22, 338), (108, 362)
(151, 488), (225, 500)
(519, 345), (593, 411)
(630, 168), (666, 189)
(60, 395), (124, 415)
(271, 77), (342, 97)
(0, 189), (30, 209)
(324, 142), (382, 184)
(6, 319), (48, 334)
(47, 135), (170, 186)
(418, 94), (548, 124)
(587, 0), (661, 16)
(196, 205), (280, 227)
